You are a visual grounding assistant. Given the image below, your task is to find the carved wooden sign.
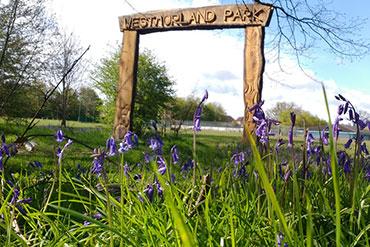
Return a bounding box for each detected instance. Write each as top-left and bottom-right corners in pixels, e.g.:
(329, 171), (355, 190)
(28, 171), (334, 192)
(114, 4), (273, 139)
(119, 4), (272, 33)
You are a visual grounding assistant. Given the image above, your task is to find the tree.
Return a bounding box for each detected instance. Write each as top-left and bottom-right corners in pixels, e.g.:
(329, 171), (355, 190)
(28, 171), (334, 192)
(246, 0), (370, 64)
(47, 33), (85, 127)
(92, 49), (175, 132)
(78, 87), (102, 122)
(0, 0), (59, 115)
(266, 101), (327, 128)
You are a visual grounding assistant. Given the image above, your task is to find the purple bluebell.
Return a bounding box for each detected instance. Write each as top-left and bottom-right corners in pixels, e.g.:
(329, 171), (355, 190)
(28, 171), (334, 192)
(343, 159), (351, 174)
(368, 121), (370, 132)
(0, 156), (3, 171)
(171, 145), (179, 164)
(344, 138), (353, 149)
(338, 151), (346, 166)
(133, 174), (142, 180)
(181, 159), (194, 173)
(231, 152), (245, 165)
(29, 160), (42, 168)
(148, 136), (163, 154)
(17, 197), (32, 204)
(306, 132), (315, 155)
(93, 212), (102, 220)
(333, 116), (342, 141)
(106, 137), (117, 156)
(119, 131), (138, 153)
(171, 173), (176, 183)
(144, 152), (150, 164)
(157, 156), (167, 175)
(193, 90), (208, 132)
(275, 138), (285, 152)
(124, 163), (130, 177)
(277, 232), (284, 246)
(155, 181), (163, 197)
(11, 188), (20, 205)
(357, 119), (367, 130)
(361, 143), (369, 155)
(56, 129), (64, 143)
(365, 169), (370, 181)
(337, 104), (344, 115)
(91, 149), (105, 176)
(288, 112), (296, 147)
(321, 128), (329, 145)
(144, 184), (154, 202)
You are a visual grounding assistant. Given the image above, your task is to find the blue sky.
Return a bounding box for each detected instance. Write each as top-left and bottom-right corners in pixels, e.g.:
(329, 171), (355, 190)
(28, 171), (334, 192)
(49, 0), (370, 119)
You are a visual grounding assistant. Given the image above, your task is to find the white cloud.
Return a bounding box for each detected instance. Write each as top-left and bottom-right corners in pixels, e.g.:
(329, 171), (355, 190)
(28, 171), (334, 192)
(48, 0), (370, 121)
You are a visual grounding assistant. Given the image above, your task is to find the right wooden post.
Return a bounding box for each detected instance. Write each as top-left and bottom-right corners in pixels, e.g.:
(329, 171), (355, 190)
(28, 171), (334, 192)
(243, 26), (266, 139)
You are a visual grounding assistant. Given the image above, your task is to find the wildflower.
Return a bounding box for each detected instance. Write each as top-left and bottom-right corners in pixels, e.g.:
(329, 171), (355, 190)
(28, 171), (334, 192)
(181, 159), (194, 173)
(144, 152), (150, 163)
(343, 159), (351, 174)
(56, 139), (73, 165)
(321, 128), (329, 145)
(144, 184), (154, 202)
(170, 145), (179, 164)
(11, 188), (20, 205)
(157, 156), (167, 175)
(119, 131), (138, 153)
(171, 173), (176, 183)
(124, 163), (130, 177)
(106, 137), (117, 156)
(29, 160), (42, 168)
(231, 152), (245, 165)
(148, 136), (163, 154)
(361, 142), (369, 155)
(155, 180), (163, 197)
(275, 138), (285, 152)
(0, 156), (3, 171)
(306, 132), (315, 155)
(344, 138), (353, 149)
(365, 169), (370, 181)
(91, 149), (105, 176)
(193, 90), (208, 132)
(288, 112), (296, 147)
(56, 130), (64, 143)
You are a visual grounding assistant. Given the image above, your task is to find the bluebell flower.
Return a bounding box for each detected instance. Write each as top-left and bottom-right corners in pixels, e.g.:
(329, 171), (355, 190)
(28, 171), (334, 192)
(288, 112), (296, 147)
(11, 188), (20, 205)
(344, 159), (351, 174)
(106, 137), (117, 156)
(321, 128), (329, 145)
(119, 131), (138, 153)
(29, 160), (42, 168)
(171, 145), (179, 164)
(306, 132), (314, 155)
(231, 152), (245, 165)
(91, 149), (105, 176)
(148, 136), (163, 154)
(157, 156), (167, 175)
(0, 156), (3, 171)
(144, 184), (154, 202)
(124, 163), (130, 177)
(361, 142), (369, 155)
(171, 173), (176, 183)
(155, 181), (163, 197)
(275, 139), (285, 152)
(181, 159), (194, 173)
(344, 138), (353, 149)
(193, 90), (208, 132)
(56, 130), (64, 143)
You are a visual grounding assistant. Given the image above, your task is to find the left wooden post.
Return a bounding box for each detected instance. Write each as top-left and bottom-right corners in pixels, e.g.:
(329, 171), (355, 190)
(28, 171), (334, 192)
(113, 31), (139, 139)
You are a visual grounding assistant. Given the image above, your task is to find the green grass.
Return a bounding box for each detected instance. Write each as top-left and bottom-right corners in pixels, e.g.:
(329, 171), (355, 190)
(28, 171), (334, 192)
(0, 118), (370, 246)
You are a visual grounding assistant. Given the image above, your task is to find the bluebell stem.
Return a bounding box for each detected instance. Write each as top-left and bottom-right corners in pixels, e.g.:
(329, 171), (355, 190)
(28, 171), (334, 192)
(106, 137), (117, 157)
(193, 90), (208, 132)
(170, 145), (179, 164)
(56, 129), (64, 143)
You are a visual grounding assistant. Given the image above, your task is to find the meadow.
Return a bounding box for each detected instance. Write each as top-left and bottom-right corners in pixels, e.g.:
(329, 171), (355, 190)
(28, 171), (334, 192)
(0, 92), (370, 246)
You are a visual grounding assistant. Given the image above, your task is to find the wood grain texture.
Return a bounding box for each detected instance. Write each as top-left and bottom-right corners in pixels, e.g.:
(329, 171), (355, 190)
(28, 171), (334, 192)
(243, 26), (265, 137)
(113, 31), (139, 139)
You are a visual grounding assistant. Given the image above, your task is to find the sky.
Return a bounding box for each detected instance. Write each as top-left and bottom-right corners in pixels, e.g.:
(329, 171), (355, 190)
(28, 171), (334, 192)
(48, 0), (370, 120)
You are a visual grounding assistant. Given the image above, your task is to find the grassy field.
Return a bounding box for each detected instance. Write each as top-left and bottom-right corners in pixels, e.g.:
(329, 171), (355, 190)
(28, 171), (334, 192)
(1, 118), (370, 246)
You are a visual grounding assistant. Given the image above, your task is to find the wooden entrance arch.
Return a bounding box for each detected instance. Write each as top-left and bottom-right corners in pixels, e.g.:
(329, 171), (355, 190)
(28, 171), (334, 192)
(114, 3), (273, 139)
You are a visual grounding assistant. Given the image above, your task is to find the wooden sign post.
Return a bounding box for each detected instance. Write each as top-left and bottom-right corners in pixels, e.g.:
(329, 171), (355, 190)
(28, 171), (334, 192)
(114, 4), (273, 139)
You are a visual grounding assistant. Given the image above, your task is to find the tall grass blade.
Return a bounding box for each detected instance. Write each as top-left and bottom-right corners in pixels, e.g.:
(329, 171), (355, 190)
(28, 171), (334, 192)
(321, 84), (341, 246)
